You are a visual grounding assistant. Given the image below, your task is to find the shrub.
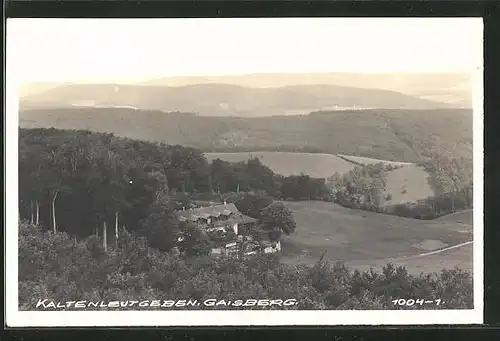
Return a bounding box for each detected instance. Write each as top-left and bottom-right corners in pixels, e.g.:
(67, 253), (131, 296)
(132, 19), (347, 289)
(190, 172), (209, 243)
(18, 221), (473, 311)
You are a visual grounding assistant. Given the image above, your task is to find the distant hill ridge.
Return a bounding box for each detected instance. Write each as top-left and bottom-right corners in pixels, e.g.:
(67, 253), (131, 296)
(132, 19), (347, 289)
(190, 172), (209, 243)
(143, 72), (472, 107)
(20, 82), (455, 117)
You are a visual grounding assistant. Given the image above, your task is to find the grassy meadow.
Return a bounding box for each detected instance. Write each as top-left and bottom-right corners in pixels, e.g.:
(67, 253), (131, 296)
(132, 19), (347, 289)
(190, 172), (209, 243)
(205, 151), (356, 178)
(206, 151), (436, 205)
(279, 201), (473, 275)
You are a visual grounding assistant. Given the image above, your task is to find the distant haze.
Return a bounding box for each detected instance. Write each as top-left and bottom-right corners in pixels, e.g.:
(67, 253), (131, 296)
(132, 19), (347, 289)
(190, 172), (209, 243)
(12, 18), (481, 112)
(142, 72), (473, 107)
(9, 18), (482, 84)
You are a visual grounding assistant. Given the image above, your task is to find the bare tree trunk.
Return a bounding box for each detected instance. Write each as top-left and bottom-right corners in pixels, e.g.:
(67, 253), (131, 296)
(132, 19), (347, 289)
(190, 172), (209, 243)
(208, 174), (213, 194)
(30, 201), (34, 224)
(115, 212), (119, 249)
(52, 190), (59, 233)
(35, 201), (40, 225)
(103, 221), (108, 252)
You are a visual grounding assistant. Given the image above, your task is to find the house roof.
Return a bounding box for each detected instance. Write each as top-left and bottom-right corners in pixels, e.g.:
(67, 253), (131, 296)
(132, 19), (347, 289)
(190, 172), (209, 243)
(239, 215), (258, 225)
(177, 203), (240, 222)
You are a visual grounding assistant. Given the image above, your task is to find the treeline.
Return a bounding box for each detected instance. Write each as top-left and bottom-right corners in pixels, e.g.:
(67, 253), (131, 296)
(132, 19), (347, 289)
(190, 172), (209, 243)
(18, 128), (328, 246)
(19, 221), (473, 311)
(385, 186), (473, 220)
(328, 163), (390, 209)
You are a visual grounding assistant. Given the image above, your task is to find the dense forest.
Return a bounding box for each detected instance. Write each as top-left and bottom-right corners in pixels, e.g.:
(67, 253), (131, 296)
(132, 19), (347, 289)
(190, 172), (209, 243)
(18, 128), (328, 246)
(18, 128), (474, 310)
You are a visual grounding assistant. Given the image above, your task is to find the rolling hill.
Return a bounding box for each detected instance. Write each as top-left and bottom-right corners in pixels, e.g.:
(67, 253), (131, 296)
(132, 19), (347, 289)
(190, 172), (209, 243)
(19, 83), (454, 117)
(280, 201), (473, 275)
(143, 72), (473, 108)
(19, 107), (473, 163)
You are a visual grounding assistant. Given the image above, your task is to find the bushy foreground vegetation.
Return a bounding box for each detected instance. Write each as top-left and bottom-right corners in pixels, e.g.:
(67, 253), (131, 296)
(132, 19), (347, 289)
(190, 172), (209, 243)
(19, 222), (473, 310)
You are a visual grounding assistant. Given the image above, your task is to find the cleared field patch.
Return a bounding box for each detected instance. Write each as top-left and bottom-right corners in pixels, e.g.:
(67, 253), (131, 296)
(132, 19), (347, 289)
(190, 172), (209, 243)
(384, 164), (435, 205)
(204, 151), (356, 178)
(280, 201), (472, 275)
(337, 154), (413, 167)
(336, 154), (435, 205)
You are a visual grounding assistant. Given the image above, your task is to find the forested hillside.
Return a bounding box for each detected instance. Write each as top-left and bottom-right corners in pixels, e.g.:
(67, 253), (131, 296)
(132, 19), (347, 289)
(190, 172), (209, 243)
(18, 128), (474, 310)
(19, 108), (473, 163)
(20, 83), (453, 116)
(18, 128), (330, 244)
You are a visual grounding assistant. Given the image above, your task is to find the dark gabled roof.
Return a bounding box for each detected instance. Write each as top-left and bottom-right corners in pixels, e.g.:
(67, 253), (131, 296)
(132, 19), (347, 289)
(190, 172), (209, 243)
(177, 203), (240, 222)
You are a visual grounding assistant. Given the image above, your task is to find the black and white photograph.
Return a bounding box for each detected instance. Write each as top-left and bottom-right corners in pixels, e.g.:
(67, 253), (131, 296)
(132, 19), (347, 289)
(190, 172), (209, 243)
(6, 17), (483, 326)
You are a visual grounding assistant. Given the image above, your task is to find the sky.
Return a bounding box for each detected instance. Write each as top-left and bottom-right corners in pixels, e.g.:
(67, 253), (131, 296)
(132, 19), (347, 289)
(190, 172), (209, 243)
(7, 18), (483, 84)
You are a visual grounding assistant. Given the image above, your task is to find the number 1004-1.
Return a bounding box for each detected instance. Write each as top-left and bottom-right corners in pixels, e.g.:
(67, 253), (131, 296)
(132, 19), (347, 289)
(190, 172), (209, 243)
(392, 298), (443, 306)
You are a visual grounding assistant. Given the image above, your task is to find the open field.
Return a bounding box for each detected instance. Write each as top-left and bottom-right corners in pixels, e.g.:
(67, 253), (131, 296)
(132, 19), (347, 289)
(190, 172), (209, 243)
(348, 243), (473, 275)
(205, 151), (356, 178)
(205, 151), (435, 204)
(280, 201), (472, 275)
(384, 164), (435, 205)
(335, 154), (435, 205)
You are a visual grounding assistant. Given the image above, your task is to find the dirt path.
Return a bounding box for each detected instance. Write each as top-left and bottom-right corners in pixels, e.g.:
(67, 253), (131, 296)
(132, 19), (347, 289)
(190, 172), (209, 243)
(390, 240), (473, 261)
(347, 240), (473, 275)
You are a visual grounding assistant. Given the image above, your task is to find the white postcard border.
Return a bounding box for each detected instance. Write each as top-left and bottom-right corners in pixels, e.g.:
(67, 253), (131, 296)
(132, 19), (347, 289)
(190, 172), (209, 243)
(5, 17), (484, 327)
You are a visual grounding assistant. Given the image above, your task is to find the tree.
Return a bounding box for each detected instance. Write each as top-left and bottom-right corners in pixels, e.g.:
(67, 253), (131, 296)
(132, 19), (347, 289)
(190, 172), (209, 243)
(422, 155), (473, 212)
(234, 194), (274, 219)
(245, 157), (276, 194)
(260, 202), (297, 236)
(42, 147), (72, 233)
(178, 222), (213, 257)
(139, 192), (180, 253)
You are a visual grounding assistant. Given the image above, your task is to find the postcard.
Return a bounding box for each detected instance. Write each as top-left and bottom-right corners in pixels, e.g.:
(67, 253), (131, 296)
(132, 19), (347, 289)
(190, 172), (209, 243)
(5, 17), (483, 326)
